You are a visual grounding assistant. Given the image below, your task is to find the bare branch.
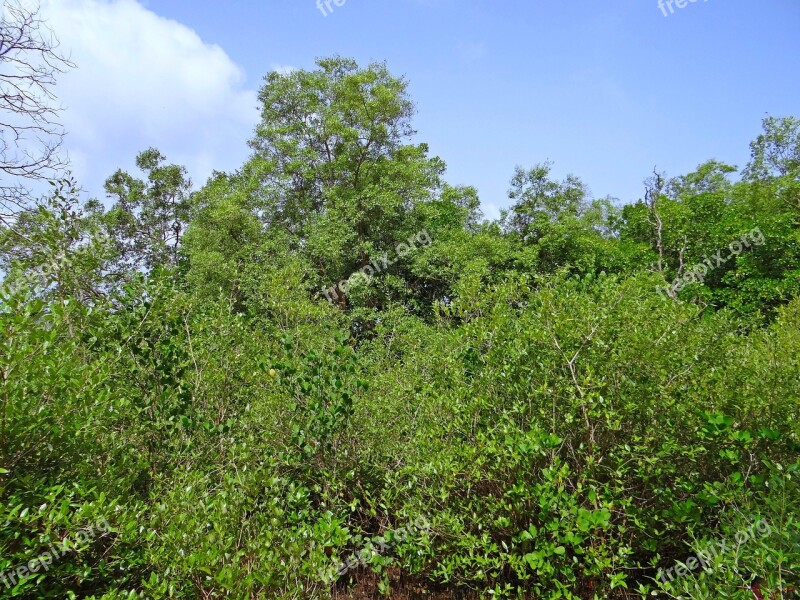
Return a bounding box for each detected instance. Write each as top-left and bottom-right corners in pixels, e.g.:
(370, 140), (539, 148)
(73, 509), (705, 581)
(0, 0), (75, 222)
(645, 167), (667, 280)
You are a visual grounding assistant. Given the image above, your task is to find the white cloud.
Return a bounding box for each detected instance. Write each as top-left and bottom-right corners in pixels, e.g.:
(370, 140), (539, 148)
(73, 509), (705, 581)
(41, 0), (259, 198)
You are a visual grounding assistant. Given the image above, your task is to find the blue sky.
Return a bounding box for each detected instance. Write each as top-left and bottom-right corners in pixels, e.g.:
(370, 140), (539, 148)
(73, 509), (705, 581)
(44, 0), (800, 220)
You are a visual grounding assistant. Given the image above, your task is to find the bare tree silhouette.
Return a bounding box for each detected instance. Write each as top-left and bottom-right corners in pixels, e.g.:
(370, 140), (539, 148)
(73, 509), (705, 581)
(0, 0), (74, 226)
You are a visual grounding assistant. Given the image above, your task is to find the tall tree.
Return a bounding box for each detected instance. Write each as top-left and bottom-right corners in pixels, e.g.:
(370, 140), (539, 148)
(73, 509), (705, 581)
(100, 148), (192, 271)
(246, 58), (444, 282)
(505, 162), (588, 243)
(744, 116), (800, 181)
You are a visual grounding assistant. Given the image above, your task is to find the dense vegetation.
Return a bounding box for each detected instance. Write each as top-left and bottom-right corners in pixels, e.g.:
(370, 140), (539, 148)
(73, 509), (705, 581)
(1, 57), (799, 599)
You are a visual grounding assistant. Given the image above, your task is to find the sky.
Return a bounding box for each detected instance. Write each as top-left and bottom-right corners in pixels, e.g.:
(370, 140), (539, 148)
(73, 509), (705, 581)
(40, 0), (800, 221)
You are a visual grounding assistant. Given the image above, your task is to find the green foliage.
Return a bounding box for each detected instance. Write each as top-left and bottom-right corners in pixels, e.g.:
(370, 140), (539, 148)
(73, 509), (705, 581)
(98, 148), (193, 271)
(1, 57), (799, 598)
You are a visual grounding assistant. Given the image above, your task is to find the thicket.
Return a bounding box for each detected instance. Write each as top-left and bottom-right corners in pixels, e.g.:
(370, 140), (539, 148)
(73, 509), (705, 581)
(1, 57), (799, 599)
